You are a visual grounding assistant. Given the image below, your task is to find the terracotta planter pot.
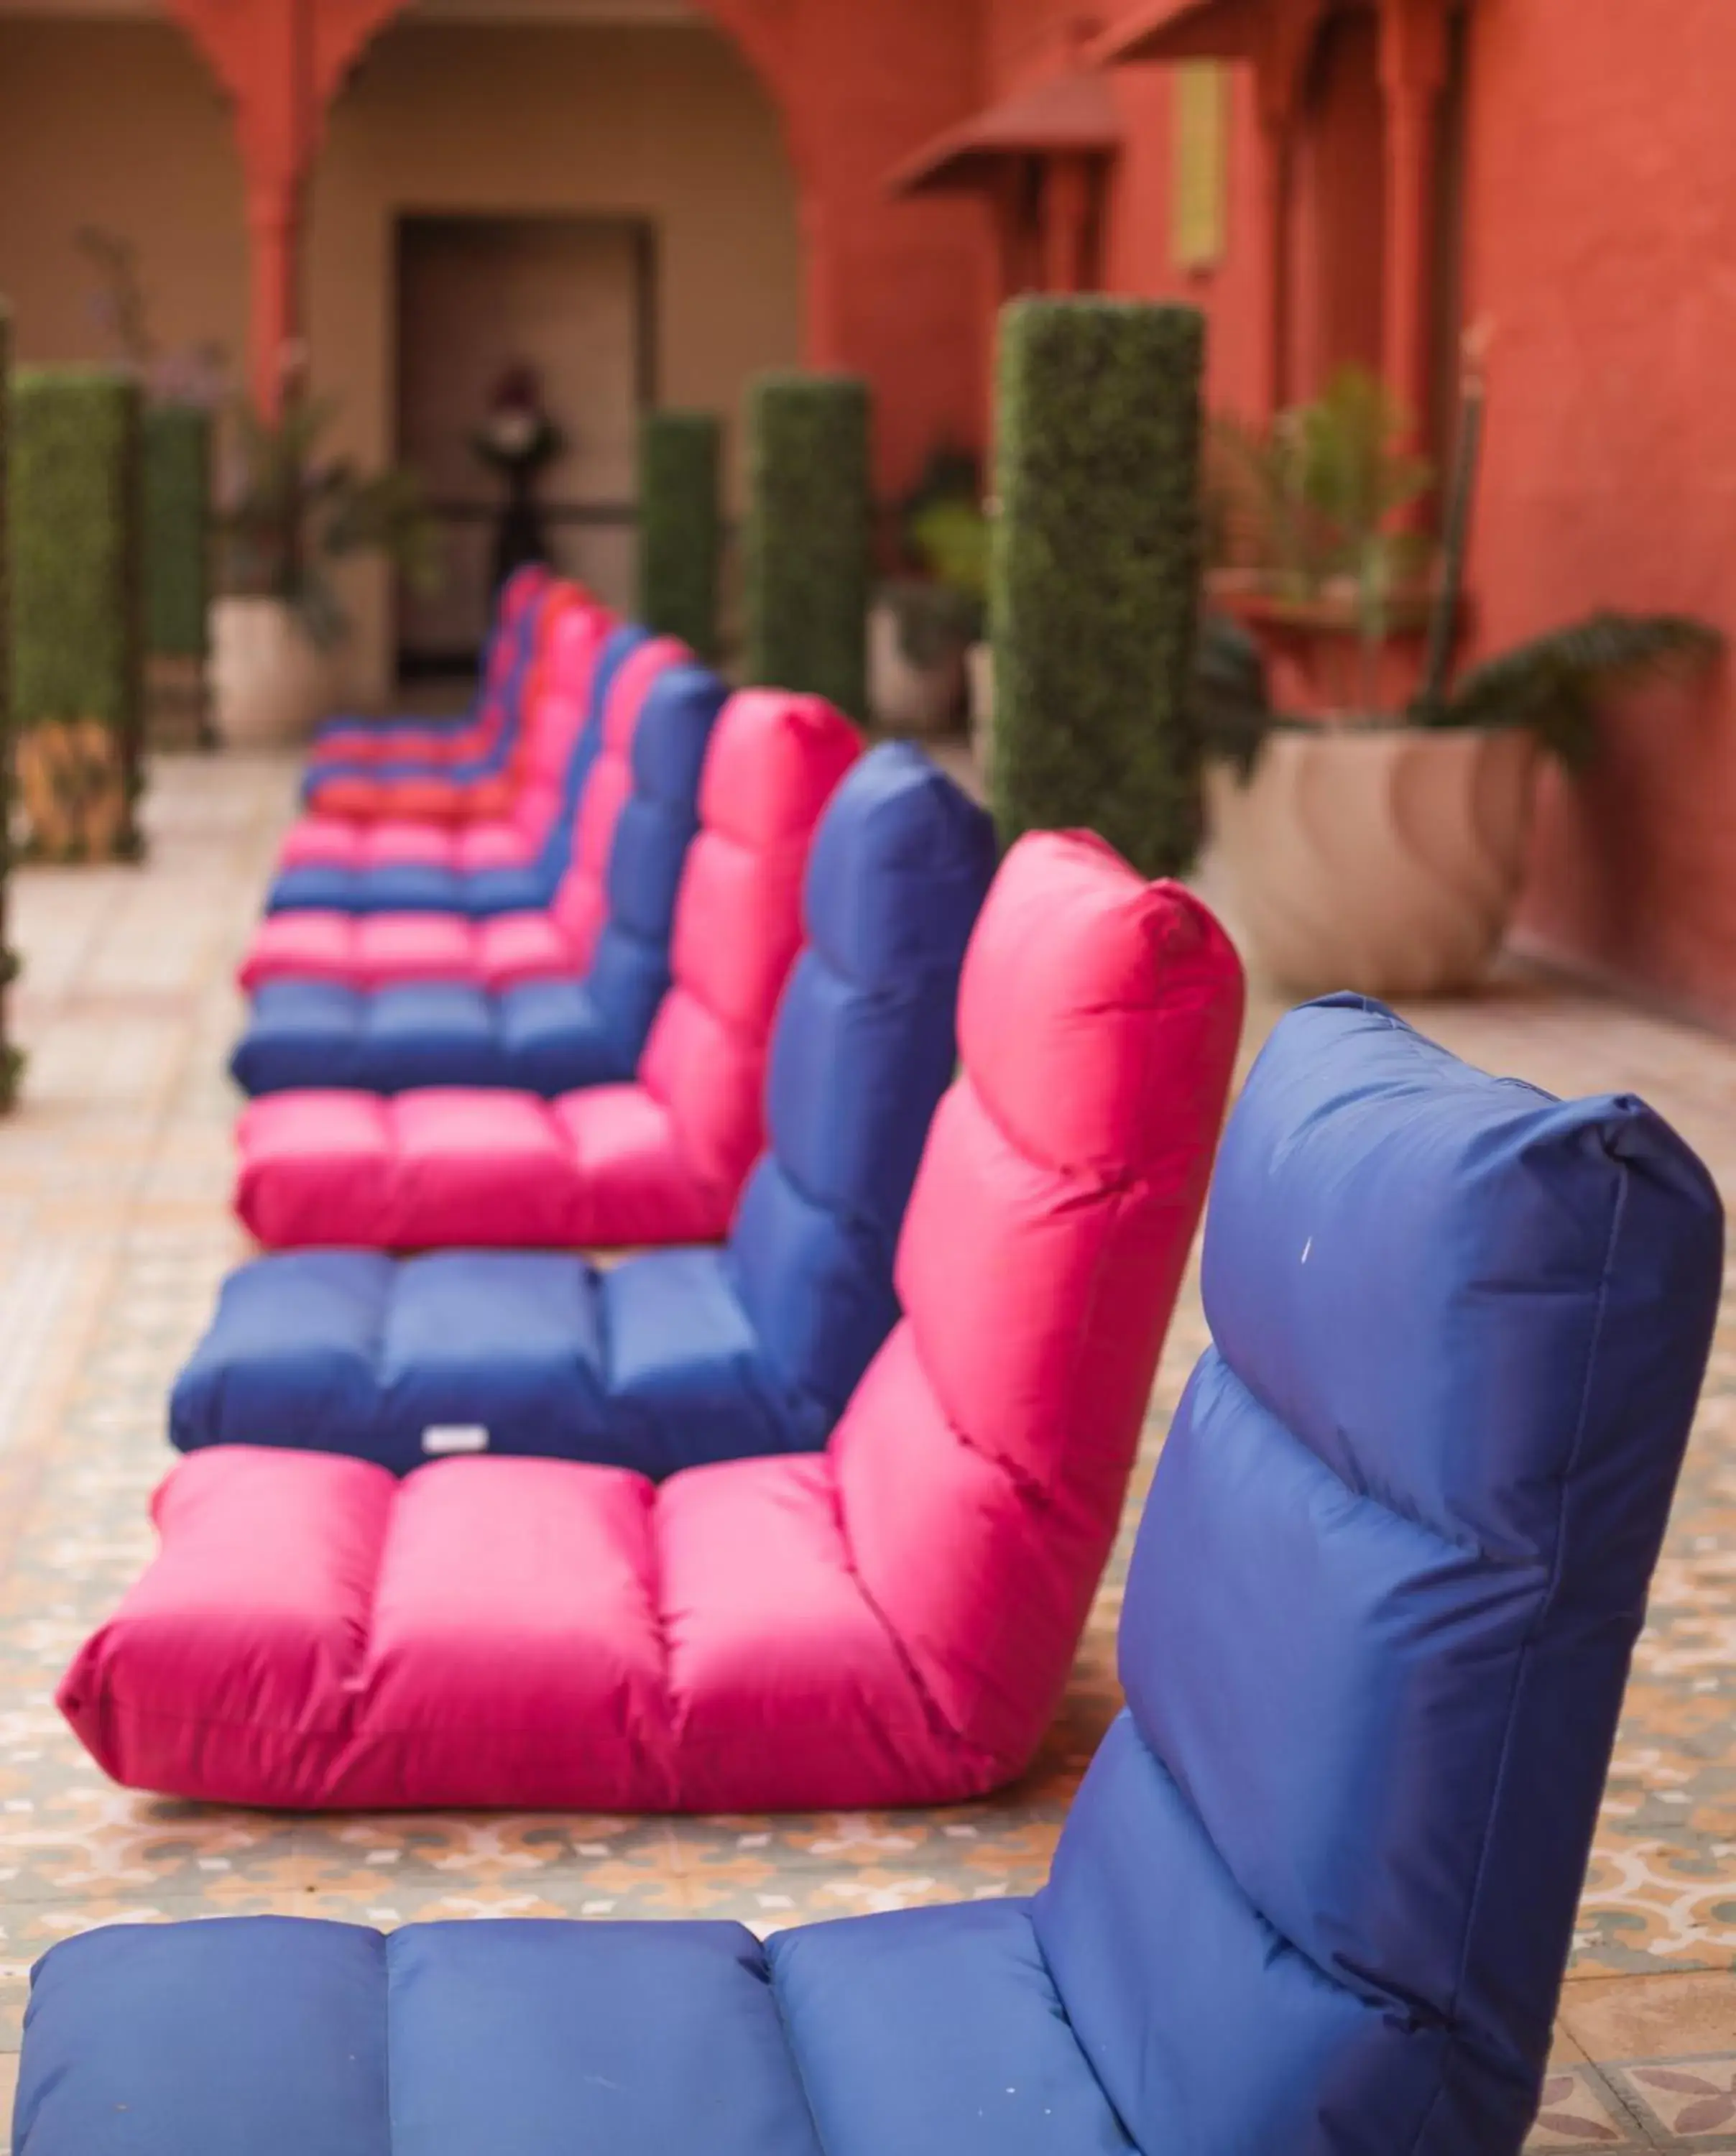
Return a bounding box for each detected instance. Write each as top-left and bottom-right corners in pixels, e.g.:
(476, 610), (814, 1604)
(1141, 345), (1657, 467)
(1207, 725), (1538, 997)
(867, 601), (964, 737)
(210, 597), (339, 748)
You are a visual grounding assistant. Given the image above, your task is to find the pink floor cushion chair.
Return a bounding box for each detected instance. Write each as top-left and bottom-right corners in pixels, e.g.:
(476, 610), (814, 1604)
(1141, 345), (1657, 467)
(237, 626), (682, 1000)
(229, 650), (731, 1097)
(302, 564), (554, 823)
(28, 998), (1722, 2156)
(60, 831), (1245, 1810)
(254, 622), (666, 929)
(231, 691), (864, 1251)
(272, 589), (626, 883)
(177, 744), (997, 1474)
(307, 562), (545, 764)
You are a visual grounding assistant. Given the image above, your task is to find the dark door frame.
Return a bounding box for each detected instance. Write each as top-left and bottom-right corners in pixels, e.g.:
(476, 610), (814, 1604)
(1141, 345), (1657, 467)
(392, 208), (659, 676)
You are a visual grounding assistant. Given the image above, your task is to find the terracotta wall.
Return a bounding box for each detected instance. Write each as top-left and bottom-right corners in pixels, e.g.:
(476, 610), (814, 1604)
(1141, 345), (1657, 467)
(754, 0), (989, 490)
(969, 0), (1736, 1027)
(1460, 0), (1736, 1027)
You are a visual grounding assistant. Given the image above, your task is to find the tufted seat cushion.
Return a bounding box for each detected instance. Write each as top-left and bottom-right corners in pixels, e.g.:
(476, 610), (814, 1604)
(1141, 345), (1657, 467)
(177, 745), (997, 1470)
(233, 691), (863, 1248)
(15, 1903), (1135, 2156)
(301, 565), (553, 820)
(34, 995), (1722, 2154)
(63, 831), (1242, 1808)
(263, 617), (651, 918)
(230, 653), (721, 1097)
(281, 582), (601, 865)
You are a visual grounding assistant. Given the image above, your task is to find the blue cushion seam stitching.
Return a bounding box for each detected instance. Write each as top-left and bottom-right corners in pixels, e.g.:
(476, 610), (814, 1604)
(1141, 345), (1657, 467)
(1398, 1162), (1629, 2156)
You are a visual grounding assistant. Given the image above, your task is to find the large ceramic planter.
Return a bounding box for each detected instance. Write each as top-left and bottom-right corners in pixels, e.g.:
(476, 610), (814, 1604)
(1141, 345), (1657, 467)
(210, 596), (338, 748)
(1207, 724), (1538, 997)
(867, 600), (965, 737)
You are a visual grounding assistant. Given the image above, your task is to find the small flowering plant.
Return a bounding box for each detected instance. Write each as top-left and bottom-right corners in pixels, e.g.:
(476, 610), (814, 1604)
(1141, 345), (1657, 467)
(471, 364), (565, 479)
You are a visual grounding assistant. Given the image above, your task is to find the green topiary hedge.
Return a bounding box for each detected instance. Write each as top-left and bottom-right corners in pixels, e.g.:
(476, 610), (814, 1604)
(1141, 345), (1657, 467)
(143, 401), (211, 660)
(637, 409), (721, 660)
(0, 306), (22, 1106)
(11, 366), (144, 857)
(989, 298), (1207, 876)
(744, 372), (869, 718)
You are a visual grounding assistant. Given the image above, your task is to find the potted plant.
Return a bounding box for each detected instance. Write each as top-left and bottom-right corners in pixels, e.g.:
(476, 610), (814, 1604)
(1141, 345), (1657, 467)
(1201, 333), (1723, 996)
(1208, 364), (1438, 714)
(211, 374), (436, 747)
(870, 447), (987, 737)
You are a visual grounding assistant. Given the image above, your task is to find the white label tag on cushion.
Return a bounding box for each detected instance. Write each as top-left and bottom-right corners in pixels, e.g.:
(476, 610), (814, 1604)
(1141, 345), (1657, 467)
(422, 1424), (490, 1455)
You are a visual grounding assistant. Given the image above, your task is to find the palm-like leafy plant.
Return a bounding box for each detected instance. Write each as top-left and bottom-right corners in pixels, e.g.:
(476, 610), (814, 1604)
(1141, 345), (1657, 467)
(1196, 604), (1722, 780)
(218, 392), (438, 648)
(1421, 611), (1723, 769)
(1212, 367), (1433, 611)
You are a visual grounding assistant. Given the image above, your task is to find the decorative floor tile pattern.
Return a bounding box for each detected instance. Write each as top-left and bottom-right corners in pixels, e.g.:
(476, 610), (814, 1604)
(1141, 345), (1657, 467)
(0, 752), (1732, 2149)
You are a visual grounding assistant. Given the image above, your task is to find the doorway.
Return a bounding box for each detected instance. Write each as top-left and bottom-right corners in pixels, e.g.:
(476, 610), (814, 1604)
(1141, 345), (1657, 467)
(1286, 2), (1388, 402)
(393, 212), (655, 675)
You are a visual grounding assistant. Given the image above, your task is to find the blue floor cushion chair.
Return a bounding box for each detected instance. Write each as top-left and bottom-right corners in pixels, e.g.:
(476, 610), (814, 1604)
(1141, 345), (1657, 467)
(19, 998), (1722, 2155)
(303, 563), (550, 796)
(233, 658), (725, 1097)
(266, 622), (655, 918)
(179, 743), (997, 1476)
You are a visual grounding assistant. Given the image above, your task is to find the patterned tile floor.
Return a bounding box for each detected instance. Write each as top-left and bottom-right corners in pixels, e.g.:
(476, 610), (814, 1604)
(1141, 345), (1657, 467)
(0, 750), (1733, 2147)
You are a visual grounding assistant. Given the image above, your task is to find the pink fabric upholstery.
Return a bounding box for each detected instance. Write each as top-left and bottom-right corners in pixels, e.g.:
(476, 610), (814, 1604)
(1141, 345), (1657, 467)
(306, 567), (550, 775)
(275, 593), (603, 870)
(64, 835), (1246, 1808)
(542, 635), (692, 972)
(233, 691), (864, 1248)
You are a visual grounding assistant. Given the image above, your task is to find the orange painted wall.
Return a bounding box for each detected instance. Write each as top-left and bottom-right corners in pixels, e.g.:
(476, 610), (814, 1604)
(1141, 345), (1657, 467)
(964, 0), (1736, 1026)
(1458, 0), (1736, 1028)
(762, 0), (990, 493)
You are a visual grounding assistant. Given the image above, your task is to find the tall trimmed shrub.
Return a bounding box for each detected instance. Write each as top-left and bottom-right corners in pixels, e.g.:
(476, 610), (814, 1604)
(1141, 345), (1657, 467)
(10, 367), (144, 857)
(143, 402), (211, 660)
(637, 409), (721, 659)
(744, 372), (869, 718)
(0, 307), (20, 1107)
(989, 298), (1206, 876)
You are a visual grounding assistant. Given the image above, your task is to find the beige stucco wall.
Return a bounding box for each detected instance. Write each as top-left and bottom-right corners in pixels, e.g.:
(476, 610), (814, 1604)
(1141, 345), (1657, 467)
(317, 17), (800, 690)
(0, 12), (800, 696)
(0, 20), (246, 374)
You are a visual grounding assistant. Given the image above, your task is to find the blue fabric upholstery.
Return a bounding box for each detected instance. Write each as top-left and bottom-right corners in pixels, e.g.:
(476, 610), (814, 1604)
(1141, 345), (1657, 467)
(302, 581), (545, 798)
(1032, 995), (1723, 2156)
(16, 1906), (1127, 2156)
(266, 624), (649, 917)
(17, 998), (1724, 2153)
(177, 745), (996, 1475)
(232, 663), (725, 1095)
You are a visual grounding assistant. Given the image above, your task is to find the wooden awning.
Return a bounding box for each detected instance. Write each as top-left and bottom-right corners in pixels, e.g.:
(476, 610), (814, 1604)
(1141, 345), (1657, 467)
(1094, 0), (1261, 65)
(887, 68), (1122, 197)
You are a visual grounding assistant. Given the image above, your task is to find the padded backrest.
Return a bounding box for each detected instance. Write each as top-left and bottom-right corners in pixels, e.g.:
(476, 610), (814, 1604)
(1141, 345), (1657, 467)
(581, 662), (729, 1062)
(639, 688), (861, 1202)
(1035, 995), (1724, 2156)
(548, 635), (694, 960)
(831, 831), (1245, 1768)
(483, 563), (552, 701)
(727, 743), (997, 1445)
(513, 588), (610, 791)
(515, 618), (647, 857)
(471, 566), (555, 742)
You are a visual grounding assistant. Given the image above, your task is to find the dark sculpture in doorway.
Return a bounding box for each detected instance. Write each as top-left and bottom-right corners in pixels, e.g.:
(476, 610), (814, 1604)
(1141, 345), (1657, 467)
(474, 363), (566, 598)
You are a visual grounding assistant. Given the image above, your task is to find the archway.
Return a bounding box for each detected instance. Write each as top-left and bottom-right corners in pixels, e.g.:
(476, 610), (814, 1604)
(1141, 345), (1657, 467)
(311, 3), (805, 660)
